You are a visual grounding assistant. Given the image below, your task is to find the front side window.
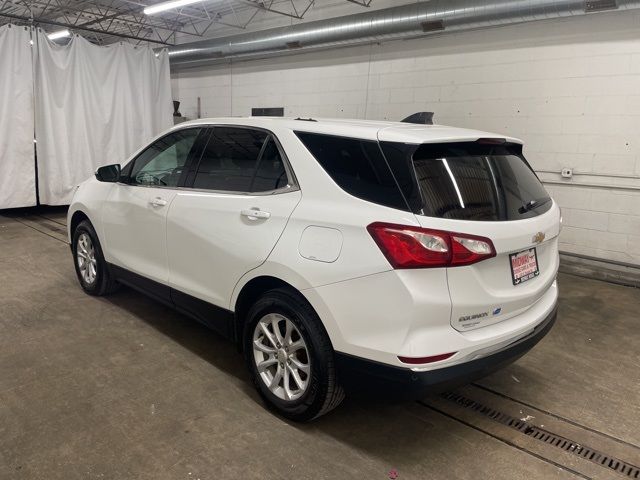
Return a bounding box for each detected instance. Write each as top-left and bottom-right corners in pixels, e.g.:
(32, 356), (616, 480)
(128, 128), (201, 187)
(193, 127), (268, 192)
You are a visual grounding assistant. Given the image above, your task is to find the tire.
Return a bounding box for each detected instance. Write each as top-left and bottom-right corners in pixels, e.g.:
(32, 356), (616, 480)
(72, 220), (119, 296)
(244, 288), (344, 421)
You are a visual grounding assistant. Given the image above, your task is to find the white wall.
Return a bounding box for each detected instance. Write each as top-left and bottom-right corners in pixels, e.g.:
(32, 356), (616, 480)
(171, 10), (640, 265)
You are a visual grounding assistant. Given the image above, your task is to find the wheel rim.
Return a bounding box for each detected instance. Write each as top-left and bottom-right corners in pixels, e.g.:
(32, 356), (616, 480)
(252, 313), (311, 402)
(76, 233), (97, 285)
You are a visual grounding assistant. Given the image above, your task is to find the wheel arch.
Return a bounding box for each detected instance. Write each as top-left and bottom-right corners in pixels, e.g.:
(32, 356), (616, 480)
(232, 272), (337, 354)
(233, 275), (297, 349)
(69, 210), (91, 238)
(69, 207), (104, 246)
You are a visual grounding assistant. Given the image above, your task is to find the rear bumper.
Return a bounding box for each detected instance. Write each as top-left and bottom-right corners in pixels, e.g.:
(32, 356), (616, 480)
(335, 302), (557, 398)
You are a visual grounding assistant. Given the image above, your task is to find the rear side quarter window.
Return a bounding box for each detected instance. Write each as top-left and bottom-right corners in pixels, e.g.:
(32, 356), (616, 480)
(295, 132), (408, 211)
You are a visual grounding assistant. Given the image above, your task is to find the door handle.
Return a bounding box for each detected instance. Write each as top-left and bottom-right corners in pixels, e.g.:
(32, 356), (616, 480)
(241, 208), (271, 220)
(149, 197), (168, 207)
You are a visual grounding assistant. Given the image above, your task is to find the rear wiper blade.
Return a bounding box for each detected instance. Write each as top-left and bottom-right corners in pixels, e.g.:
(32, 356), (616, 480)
(519, 200), (537, 213)
(518, 197), (550, 214)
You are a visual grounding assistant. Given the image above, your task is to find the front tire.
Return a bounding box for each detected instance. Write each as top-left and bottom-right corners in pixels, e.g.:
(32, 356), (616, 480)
(72, 220), (119, 296)
(244, 288), (344, 421)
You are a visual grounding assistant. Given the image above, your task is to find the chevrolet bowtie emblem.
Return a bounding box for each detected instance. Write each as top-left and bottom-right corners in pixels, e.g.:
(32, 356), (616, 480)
(532, 232), (546, 244)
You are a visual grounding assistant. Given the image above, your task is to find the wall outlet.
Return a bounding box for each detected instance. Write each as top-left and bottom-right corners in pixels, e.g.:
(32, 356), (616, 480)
(561, 168), (573, 178)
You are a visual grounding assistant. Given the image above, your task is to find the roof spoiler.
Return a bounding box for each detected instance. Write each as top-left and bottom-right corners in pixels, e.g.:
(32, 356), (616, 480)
(401, 112), (434, 125)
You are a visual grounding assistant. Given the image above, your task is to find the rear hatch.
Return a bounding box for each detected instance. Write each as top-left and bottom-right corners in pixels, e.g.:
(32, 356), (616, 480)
(379, 139), (560, 332)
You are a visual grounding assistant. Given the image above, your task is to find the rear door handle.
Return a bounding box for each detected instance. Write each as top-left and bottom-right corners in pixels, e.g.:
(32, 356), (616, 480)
(149, 197), (168, 207)
(241, 208), (271, 220)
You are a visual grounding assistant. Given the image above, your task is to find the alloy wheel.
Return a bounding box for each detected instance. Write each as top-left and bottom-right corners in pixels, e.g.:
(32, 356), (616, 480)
(252, 313), (311, 401)
(76, 232), (97, 285)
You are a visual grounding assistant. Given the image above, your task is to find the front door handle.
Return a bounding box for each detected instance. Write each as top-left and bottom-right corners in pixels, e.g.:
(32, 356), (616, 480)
(241, 208), (271, 220)
(149, 197), (168, 207)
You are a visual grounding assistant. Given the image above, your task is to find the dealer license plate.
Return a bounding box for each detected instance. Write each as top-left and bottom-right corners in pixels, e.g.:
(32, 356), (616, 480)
(509, 248), (539, 285)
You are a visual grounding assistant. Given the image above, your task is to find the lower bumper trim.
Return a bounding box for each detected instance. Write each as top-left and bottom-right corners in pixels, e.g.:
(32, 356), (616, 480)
(335, 303), (558, 398)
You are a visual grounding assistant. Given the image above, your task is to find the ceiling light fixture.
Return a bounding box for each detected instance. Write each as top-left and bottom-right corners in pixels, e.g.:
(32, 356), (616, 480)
(47, 29), (71, 40)
(144, 0), (204, 15)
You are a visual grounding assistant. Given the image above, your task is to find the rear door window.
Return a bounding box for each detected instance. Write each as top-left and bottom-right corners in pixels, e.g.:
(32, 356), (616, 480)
(251, 137), (288, 192)
(381, 141), (552, 221)
(295, 132), (408, 211)
(192, 127), (268, 192)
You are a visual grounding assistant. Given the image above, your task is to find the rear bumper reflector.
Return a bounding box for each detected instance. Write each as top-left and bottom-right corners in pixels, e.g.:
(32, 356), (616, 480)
(398, 352), (456, 365)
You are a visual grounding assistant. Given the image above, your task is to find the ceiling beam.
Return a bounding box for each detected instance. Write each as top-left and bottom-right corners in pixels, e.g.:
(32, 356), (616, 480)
(236, 0), (307, 19)
(0, 10), (171, 44)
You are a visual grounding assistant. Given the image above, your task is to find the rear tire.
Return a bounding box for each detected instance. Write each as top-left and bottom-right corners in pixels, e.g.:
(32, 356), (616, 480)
(72, 220), (119, 296)
(244, 288), (344, 421)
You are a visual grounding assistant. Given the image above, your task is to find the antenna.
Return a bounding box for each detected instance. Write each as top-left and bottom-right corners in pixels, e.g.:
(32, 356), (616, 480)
(401, 112), (434, 125)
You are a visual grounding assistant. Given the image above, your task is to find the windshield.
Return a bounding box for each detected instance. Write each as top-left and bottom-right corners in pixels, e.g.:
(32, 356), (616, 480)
(380, 141), (552, 221)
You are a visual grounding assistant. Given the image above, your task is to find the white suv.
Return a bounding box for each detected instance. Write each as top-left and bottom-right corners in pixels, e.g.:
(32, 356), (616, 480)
(68, 117), (560, 421)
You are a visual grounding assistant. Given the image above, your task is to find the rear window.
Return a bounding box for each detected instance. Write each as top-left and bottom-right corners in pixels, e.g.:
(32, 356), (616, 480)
(295, 132), (407, 211)
(381, 141), (552, 221)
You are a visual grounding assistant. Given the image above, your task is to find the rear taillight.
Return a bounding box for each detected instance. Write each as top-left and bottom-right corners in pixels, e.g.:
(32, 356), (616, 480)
(367, 222), (496, 269)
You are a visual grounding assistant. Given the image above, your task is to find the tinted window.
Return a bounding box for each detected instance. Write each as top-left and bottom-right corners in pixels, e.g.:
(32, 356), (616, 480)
(251, 138), (288, 192)
(295, 132), (407, 211)
(381, 141), (552, 221)
(193, 127), (267, 192)
(129, 128), (201, 187)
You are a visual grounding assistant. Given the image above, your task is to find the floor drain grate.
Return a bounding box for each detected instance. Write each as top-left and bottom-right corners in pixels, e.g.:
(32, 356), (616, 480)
(441, 392), (640, 479)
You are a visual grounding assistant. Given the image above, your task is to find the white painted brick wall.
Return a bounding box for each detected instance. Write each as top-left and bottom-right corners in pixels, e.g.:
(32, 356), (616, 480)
(171, 9), (640, 265)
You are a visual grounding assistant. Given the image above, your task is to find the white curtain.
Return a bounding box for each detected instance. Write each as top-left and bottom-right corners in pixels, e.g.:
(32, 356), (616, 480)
(35, 31), (172, 205)
(0, 25), (36, 209)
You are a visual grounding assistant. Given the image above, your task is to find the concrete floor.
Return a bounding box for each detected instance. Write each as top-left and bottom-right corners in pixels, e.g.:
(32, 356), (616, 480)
(1, 207), (638, 480)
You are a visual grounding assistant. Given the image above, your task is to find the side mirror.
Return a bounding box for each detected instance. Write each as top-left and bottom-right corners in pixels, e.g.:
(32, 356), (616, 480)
(95, 164), (121, 183)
